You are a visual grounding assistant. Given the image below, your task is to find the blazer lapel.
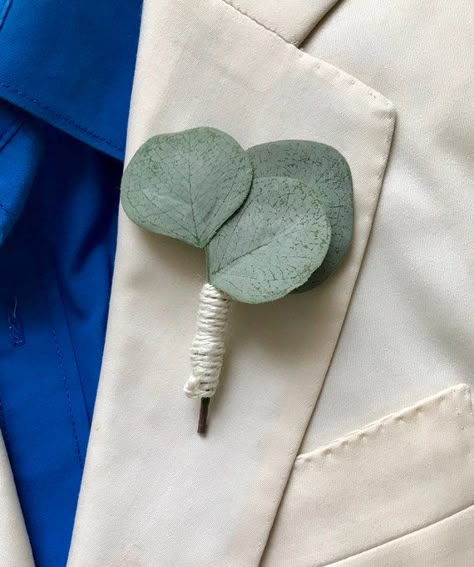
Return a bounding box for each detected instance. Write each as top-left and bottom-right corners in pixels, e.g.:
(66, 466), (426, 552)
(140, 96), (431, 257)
(213, 0), (341, 45)
(69, 1), (395, 565)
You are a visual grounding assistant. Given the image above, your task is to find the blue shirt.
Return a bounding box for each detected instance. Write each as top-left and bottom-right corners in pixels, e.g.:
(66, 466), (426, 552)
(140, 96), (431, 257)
(0, 1), (142, 565)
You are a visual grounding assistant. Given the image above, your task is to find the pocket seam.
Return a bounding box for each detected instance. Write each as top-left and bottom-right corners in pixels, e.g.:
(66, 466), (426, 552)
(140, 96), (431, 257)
(263, 384), (474, 566)
(322, 501), (474, 566)
(296, 384), (472, 465)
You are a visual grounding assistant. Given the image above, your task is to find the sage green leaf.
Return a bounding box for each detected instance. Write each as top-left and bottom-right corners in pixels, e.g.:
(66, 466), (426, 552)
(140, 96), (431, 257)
(207, 177), (331, 304)
(247, 141), (353, 290)
(121, 127), (253, 248)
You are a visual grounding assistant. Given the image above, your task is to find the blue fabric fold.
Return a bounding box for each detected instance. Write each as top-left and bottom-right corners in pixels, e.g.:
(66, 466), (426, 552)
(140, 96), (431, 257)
(0, 0), (142, 159)
(0, 1), (142, 565)
(0, 102), (41, 245)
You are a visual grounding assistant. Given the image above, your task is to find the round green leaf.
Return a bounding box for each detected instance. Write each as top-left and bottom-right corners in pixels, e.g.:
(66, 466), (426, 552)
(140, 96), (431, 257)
(121, 127), (253, 248)
(207, 176), (331, 304)
(247, 141), (353, 290)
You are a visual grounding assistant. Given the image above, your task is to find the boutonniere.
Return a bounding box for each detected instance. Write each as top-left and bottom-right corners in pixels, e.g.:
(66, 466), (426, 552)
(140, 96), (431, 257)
(121, 128), (353, 434)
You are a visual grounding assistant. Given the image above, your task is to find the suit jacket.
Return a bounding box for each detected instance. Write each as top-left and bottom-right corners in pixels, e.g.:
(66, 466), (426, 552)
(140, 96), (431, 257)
(4, 0), (474, 565)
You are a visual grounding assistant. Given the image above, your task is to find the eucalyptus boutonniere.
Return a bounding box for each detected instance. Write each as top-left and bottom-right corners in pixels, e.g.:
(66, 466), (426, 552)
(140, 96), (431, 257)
(121, 128), (353, 434)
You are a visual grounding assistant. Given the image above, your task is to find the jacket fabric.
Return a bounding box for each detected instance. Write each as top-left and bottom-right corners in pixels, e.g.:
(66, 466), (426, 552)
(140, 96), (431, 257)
(67, 0), (474, 566)
(2, 1), (473, 566)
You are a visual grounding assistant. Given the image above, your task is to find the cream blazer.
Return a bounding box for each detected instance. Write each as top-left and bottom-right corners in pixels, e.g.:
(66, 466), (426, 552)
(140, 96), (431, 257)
(3, 1), (473, 565)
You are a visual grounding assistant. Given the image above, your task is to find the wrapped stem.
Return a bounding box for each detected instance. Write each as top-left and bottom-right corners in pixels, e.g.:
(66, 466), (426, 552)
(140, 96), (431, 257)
(184, 283), (231, 434)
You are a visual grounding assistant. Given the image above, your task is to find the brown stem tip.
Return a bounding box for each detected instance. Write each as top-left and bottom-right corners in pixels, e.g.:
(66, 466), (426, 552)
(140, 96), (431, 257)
(198, 397), (210, 435)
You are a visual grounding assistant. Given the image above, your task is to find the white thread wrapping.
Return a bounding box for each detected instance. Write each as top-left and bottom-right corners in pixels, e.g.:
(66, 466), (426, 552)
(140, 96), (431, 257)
(184, 283), (231, 399)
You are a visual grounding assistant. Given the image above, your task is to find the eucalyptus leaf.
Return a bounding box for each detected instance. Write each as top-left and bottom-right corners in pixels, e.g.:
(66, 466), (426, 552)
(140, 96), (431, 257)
(207, 177), (331, 304)
(247, 141), (353, 290)
(121, 127), (253, 248)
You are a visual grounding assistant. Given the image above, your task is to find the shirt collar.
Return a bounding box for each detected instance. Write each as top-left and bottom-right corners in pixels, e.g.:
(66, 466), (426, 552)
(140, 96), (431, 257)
(0, 0), (142, 160)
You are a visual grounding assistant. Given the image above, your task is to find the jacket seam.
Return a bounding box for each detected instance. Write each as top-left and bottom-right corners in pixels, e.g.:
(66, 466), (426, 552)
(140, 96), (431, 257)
(322, 502), (474, 566)
(217, 0), (299, 45)
(296, 385), (470, 464)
